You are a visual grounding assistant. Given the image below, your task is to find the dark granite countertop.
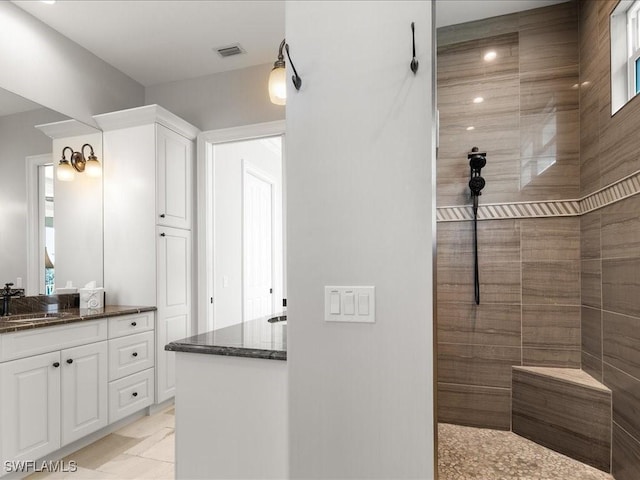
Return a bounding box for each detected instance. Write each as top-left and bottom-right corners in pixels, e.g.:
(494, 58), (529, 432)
(0, 305), (157, 334)
(165, 313), (287, 361)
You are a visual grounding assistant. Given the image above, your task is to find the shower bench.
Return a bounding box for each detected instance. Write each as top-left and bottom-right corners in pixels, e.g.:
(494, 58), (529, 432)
(511, 366), (611, 473)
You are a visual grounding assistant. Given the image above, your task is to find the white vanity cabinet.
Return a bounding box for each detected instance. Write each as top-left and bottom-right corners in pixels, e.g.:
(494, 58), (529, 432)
(0, 351), (61, 463)
(98, 105), (198, 405)
(0, 320), (108, 464)
(107, 312), (156, 422)
(61, 341), (108, 445)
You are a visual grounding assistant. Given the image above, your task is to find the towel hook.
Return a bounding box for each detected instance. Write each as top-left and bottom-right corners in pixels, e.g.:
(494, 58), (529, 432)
(410, 22), (419, 74)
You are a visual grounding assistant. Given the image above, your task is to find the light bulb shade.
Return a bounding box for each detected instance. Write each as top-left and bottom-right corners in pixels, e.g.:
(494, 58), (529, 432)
(85, 157), (101, 177)
(269, 67), (287, 105)
(57, 160), (75, 181)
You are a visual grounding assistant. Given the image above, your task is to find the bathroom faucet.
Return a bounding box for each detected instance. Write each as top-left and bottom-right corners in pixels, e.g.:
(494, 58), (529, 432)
(2, 283), (21, 316)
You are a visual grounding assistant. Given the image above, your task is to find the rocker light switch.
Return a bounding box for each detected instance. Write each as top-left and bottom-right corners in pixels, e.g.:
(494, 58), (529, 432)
(358, 293), (369, 315)
(325, 286), (375, 323)
(330, 290), (340, 314)
(344, 292), (355, 315)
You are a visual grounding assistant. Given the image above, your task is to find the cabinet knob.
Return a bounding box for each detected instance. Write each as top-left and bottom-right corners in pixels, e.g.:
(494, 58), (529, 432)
(160, 214), (166, 218)
(66, 359), (73, 364)
(132, 392), (138, 397)
(131, 321), (137, 327)
(132, 352), (138, 357)
(53, 362), (60, 368)
(160, 233), (166, 237)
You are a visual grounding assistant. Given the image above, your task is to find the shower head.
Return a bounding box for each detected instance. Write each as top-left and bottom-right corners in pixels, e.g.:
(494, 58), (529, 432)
(468, 147), (486, 173)
(469, 175), (485, 196)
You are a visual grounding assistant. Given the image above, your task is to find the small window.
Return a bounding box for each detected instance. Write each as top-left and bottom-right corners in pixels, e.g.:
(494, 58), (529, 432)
(611, 0), (640, 113)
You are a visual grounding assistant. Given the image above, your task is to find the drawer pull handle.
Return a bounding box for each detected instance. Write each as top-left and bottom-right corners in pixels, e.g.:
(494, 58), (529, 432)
(160, 214), (166, 218)
(66, 359), (73, 364)
(160, 232), (166, 237)
(131, 321), (137, 327)
(132, 392), (138, 397)
(53, 362), (60, 368)
(132, 352), (138, 357)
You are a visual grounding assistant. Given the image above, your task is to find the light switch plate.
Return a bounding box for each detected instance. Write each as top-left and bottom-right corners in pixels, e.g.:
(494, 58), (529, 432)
(324, 286), (375, 323)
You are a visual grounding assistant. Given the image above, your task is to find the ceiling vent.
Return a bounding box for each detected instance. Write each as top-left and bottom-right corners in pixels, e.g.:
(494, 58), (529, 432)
(215, 44), (245, 58)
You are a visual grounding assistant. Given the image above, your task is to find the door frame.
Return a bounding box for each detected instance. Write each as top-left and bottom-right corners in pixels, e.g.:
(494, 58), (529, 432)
(197, 120), (285, 334)
(26, 153), (53, 296)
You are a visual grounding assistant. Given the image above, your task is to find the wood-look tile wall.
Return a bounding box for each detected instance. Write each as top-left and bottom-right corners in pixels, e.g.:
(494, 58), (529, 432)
(580, 0), (640, 196)
(437, 2), (640, 474)
(436, 2), (581, 431)
(580, 1), (640, 477)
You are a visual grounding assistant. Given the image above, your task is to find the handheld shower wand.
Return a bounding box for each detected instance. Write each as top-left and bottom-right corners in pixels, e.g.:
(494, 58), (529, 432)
(468, 147), (487, 305)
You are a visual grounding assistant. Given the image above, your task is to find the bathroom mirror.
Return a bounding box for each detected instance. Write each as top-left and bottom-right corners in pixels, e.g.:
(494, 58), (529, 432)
(0, 87), (104, 295)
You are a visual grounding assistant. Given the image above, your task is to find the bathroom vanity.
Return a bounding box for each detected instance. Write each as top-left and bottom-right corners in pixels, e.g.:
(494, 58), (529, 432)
(166, 314), (287, 479)
(0, 305), (156, 477)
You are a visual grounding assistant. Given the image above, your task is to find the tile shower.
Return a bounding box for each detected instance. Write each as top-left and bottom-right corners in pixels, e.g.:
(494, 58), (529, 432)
(436, 1), (640, 478)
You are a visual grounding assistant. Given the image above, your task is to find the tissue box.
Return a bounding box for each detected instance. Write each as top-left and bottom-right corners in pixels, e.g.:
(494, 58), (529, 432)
(79, 288), (104, 309)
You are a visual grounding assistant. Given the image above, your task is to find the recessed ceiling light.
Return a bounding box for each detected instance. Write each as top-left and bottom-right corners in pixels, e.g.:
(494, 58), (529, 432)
(41, 0), (56, 4)
(466, 126), (475, 131)
(483, 51), (497, 61)
(473, 97), (484, 104)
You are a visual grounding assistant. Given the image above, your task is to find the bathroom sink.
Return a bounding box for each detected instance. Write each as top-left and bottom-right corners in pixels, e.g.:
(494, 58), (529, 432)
(2, 312), (71, 323)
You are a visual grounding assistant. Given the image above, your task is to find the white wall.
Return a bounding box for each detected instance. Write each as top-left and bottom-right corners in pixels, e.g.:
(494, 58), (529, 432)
(145, 64), (285, 131)
(0, 108), (67, 287)
(286, 1), (435, 478)
(0, 2), (143, 127)
(214, 138), (283, 328)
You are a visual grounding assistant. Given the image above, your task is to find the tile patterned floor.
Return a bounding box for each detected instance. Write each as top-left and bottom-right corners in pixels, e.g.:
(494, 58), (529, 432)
(438, 423), (614, 480)
(26, 412), (615, 479)
(26, 407), (175, 480)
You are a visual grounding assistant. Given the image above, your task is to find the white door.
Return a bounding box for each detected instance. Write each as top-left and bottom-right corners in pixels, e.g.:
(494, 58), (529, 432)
(0, 351), (61, 462)
(243, 168), (274, 321)
(61, 341), (108, 446)
(156, 226), (191, 403)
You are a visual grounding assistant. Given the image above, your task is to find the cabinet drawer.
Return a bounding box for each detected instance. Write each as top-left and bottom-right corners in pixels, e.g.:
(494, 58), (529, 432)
(108, 368), (154, 423)
(108, 312), (154, 339)
(108, 331), (154, 381)
(0, 320), (107, 363)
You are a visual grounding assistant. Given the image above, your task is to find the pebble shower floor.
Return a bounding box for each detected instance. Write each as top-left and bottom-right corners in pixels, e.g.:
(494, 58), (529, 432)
(438, 423), (613, 480)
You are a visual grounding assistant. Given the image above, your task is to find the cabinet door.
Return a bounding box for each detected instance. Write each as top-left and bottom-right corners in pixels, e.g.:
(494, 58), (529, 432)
(0, 351), (61, 462)
(156, 226), (191, 403)
(156, 124), (193, 229)
(61, 341), (108, 446)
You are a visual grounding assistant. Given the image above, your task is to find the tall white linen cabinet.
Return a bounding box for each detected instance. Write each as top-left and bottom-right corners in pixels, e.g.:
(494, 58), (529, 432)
(96, 105), (199, 404)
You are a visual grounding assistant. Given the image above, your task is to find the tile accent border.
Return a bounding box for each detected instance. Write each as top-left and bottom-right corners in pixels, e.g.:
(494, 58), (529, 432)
(437, 170), (640, 222)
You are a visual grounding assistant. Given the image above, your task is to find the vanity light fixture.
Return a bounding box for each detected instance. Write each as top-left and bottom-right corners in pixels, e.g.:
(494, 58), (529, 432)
(57, 144), (101, 182)
(268, 39), (302, 105)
